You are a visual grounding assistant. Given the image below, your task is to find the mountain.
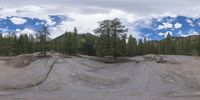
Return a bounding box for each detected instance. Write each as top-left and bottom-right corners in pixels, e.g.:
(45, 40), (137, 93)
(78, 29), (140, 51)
(52, 32), (97, 42)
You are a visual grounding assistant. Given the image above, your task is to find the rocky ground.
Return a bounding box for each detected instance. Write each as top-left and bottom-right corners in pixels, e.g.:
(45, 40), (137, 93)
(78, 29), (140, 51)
(0, 53), (200, 100)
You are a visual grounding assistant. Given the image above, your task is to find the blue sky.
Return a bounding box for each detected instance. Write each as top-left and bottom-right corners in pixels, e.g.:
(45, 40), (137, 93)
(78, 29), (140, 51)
(0, 0), (200, 39)
(1, 15), (200, 40)
(0, 16), (66, 32)
(137, 16), (200, 40)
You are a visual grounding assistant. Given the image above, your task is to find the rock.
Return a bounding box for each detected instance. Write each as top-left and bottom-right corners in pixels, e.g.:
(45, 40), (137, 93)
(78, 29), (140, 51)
(103, 56), (115, 63)
(157, 56), (168, 63)
(7, 53), (44, 68)
(0, 55), (58, 90)
(143, 54), (159, 61)
(156, 56), (181, 64)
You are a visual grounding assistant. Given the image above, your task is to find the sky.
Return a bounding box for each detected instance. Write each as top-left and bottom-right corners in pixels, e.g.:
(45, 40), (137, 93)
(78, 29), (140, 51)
(0, 0), (200, 40)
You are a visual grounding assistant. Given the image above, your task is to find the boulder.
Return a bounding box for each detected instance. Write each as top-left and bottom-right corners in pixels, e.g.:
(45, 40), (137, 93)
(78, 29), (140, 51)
(143, 54), (160, 61)
(103, 56), (115, 63)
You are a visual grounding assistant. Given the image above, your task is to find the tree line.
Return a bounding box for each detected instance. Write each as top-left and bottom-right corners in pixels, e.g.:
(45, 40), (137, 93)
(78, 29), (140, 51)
(0, 18), (200, 57)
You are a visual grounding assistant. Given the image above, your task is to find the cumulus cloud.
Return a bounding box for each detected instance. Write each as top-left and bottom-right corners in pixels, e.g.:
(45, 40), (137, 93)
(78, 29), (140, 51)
(197, 22), (200, 26)
(177, 29), (199, 37)
(174, 23), (182, 29)
(157, 22), (173, 30)
(20, 28), (35, 34)
(186, 19), (194, 27)
(1, 0), (200, 17)
(14, 28), (35, 36)
(15, 28), (21, 32)
(158, 31), (173, 38)
(10, 17), (27, 25)
(179, 32), (199, 37)
(49, 9), (142, 38)
(0, 0), (200, 39)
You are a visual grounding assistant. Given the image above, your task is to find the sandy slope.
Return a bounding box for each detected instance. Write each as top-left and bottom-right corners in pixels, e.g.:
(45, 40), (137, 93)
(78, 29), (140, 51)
(0, 53), (200, 100)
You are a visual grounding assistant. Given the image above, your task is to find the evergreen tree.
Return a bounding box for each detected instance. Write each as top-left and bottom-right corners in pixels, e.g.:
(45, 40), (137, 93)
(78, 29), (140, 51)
(63, 27), (79, 55)
(137, 39), (144, 55)
(64, 32), (72, 54)
(95, 20), (112, 56)
(0, 33), (3, 56)
(110, 18), (128, 60)
(38, 26), (50, 55)
(79, 33), (97, 55)
(198, 32), (200, 54)
(72, 27), (79, 54)
(120, 34), (127, 56)
(95, 18), (128, 60)
(127, 35), (137, 56)
(164, 33), (173, 54)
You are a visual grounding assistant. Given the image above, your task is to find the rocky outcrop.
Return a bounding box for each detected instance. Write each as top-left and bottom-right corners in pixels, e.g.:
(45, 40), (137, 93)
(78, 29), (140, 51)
(0, 54), (58, 90)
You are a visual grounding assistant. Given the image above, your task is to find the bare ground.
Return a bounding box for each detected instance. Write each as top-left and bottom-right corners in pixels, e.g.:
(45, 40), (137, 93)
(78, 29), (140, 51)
(0, 53), (200, 100)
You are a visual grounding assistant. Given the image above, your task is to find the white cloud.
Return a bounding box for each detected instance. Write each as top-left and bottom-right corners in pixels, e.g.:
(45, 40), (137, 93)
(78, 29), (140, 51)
(186, 19), (194, 27)
(10, 17), (27, 25)
(49, 9), (141, 38)
(0, 5), (141, 38)
(179, 32), (199, 37)
(157, 22), (173, 30)
(20, 28), (35, 34)
(16, 28), (21, 32)
(174, 23), (182, 29)
(0, 0), (200, 39)
(1, 0), (200, 17)
(158, 31), (172, 38)
(15, 28), (35, 37)
(35, 22), (45, 26)
(177, 29), (199, 37)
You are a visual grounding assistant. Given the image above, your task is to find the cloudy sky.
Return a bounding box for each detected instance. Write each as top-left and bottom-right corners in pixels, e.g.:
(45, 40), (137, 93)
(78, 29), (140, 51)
(0, 0), (200, 40)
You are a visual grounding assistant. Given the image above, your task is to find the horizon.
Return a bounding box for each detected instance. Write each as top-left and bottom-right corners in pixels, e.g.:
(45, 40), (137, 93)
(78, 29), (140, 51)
(0, 0), (200, 40)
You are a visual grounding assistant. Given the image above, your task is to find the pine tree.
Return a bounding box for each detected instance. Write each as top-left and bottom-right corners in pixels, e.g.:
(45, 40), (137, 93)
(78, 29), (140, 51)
(94, 18), (128, 60)
(120, 34), (127, 56)
(72, 27), (79, 54)
(95, 20), (112, 56)
(198, 32), (200, 54)
(79, 33), (97, 55)
(127, 35), (137, 56)
(0, 33), (3, 56)
(164, 33), (173, 54)
(137, 39), (144, 55)
(28, 34), (36, 53)
(38, 26), (50, 55)
(110, 18), (128, 60)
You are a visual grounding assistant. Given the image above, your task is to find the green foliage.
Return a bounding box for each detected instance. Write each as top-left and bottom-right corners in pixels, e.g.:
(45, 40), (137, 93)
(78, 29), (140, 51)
(127, 35), (137, 56)
(191, 49), (199, 56)
(37, 26), (50, 55)
(0, 33), (37, 56)
(63, 27), (79, 55)
(79, 33), (97, 55)
(0, 18), (199, 58)
(94, 18), (128, 59)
